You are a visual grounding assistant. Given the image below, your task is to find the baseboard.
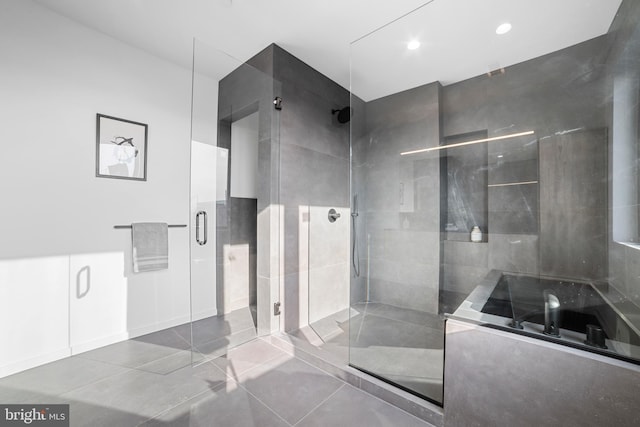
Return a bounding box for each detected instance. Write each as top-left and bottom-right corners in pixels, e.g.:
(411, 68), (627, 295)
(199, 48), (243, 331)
(192, 308), (217, 322)
(71, 332), (130, 355)
(127, 315), (192, 339)
(0, 348), (71, 379)
(3, 315), (195, 376)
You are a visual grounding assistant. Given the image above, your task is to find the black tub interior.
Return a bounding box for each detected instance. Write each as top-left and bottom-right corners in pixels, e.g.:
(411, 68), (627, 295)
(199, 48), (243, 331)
(482, 274), (617, 340)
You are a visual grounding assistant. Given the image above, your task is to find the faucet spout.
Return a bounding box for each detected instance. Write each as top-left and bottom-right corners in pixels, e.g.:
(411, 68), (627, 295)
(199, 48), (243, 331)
(543, 289), (561, 337)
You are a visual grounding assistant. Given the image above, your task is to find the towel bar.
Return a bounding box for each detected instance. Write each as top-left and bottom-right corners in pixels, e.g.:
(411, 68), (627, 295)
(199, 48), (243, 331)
(114, 224), (187, 229)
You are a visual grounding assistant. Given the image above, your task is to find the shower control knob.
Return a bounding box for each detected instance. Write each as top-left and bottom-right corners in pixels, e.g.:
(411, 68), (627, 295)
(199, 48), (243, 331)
(328, 209), (341, 222)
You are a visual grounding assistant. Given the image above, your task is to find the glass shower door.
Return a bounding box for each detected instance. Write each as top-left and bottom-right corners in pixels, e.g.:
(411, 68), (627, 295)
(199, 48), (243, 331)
(189, 40), (281, 364)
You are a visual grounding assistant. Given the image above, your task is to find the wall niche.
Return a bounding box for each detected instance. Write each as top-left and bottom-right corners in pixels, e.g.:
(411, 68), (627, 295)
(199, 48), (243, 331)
(441, 130), (489, 242)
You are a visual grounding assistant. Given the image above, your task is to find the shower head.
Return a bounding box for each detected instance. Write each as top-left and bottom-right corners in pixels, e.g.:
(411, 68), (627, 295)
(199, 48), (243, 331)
(332, 107), (352, 124)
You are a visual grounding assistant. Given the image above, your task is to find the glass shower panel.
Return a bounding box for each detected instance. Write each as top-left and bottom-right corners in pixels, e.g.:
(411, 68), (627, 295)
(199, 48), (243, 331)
(190, 40), (281, 364)
(350, 7), (446, 402)
(351, 1), (640, 404)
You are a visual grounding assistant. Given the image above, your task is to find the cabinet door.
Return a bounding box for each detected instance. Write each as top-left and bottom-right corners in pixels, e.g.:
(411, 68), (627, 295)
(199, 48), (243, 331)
(69, 253), (127, 353)
(0, 257), (70, 377)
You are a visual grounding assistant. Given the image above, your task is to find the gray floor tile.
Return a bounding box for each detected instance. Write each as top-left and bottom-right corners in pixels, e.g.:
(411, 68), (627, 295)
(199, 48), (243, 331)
(1, 310), (440, 427)
(238, 354), (343, 425)
(0, 385), (67, 405)
(212, 339), (288, 378)
(134, 325), (192, 351)
(68, 401), (149, 427)
(0, 356), (130, 397)
(141, 382), (288, 427)
(168, 358), (229, 384)
(289, 303), (445, 404)
(296, 385), (434, 427)
(135, 350), (202, 375)
(191, 308), (256, 346)
(194, 326), (257, 360)
(61, 361), (230, 425)
(79, 339), (183, 369)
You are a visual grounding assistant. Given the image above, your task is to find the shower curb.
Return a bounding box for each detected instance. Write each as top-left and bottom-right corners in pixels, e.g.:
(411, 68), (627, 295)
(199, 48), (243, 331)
(266, 333), (444, 427)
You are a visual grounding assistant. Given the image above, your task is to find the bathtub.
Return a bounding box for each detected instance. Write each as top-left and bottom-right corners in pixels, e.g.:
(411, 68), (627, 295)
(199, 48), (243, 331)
(451, 270), (640, 364)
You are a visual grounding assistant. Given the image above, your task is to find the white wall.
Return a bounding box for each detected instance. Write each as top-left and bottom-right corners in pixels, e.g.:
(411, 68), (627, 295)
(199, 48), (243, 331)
(230, 112), (259, 199)
(0, 0), (193, 376)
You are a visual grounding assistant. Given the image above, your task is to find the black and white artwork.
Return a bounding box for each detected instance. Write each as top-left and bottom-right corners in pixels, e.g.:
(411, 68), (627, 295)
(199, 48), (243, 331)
(96, 113), (148, 180)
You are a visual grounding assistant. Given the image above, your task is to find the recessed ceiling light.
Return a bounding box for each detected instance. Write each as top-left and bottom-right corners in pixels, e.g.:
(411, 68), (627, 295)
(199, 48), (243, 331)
(497, 154), (504, 158)
(407, 40), (421, 50)
(496, 23), (512, 35)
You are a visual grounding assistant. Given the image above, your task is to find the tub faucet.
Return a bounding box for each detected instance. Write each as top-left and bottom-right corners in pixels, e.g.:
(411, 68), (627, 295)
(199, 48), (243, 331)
(543, 289), (561, 337)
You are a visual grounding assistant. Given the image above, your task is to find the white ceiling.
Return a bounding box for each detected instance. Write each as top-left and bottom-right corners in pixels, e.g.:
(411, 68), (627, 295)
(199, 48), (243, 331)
(34, 0), (622, 101)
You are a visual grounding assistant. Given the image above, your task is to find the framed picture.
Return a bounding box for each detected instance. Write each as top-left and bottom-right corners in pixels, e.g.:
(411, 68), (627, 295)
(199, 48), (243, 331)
(96, 113), (148, 181)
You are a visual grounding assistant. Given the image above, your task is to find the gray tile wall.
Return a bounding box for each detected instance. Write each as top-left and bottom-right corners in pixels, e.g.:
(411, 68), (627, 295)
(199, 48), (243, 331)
(353, 82), (442, 313)
(441, 35), (609, 298)
(539, 129), (608, 280)
(488, 139), (539, 236)
(271, 45), (351, 332)
(229, 198), (257, 309)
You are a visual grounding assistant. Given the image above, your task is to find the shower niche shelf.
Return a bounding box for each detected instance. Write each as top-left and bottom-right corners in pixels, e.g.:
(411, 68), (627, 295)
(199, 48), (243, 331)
(441, 130), (489, 242)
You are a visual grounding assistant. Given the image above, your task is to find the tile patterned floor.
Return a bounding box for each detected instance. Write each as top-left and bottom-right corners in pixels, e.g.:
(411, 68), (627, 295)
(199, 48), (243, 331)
(0, 334), (434, 426)
(294, 302), (445, 402)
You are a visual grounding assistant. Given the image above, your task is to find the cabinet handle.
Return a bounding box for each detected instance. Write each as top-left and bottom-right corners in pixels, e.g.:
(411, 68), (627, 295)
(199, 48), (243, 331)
(196, 211), (208, 245)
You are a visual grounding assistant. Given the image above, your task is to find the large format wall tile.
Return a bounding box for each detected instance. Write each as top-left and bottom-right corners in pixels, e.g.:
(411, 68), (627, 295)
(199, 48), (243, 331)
(354, 82), (442, 315)
(488, 233), (539, 274)
(309, 263), (350, 323)
(539, 129), (607, 280)
(279, 143), (349, 207)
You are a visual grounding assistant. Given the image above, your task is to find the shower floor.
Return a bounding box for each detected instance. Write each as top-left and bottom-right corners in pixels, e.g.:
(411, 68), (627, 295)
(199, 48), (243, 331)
(289, 302), (444, 403)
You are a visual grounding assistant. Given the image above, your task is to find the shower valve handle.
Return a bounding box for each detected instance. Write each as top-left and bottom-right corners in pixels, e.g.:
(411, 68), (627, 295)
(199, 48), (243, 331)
(328, 208), (341, 222)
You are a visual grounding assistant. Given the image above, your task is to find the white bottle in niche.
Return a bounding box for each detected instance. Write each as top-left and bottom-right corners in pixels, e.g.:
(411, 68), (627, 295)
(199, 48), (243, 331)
(471, 226), (482, 243)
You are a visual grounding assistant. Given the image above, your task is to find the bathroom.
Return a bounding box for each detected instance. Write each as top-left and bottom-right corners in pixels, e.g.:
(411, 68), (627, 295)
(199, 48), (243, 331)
(1, 0), (640, 425)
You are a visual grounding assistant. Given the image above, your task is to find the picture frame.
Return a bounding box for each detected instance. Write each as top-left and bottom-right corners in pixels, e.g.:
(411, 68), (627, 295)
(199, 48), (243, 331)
(96, 113), (148, 181)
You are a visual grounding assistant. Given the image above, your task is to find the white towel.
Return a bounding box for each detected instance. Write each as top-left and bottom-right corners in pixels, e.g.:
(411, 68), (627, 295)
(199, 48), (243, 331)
(132, 222), (168, 273)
